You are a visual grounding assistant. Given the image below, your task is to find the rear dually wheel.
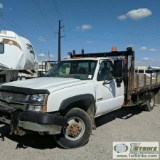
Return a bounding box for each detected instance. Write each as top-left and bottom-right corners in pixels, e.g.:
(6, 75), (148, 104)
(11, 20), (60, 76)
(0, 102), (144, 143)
(143, 92), (155, 111)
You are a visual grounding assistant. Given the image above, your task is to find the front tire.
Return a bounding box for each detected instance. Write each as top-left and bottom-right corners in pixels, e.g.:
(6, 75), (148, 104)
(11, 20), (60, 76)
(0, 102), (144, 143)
(54, 108), (92, 149)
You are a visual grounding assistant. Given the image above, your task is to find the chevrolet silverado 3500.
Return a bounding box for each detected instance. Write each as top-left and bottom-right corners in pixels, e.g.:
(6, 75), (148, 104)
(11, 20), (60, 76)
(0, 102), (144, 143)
(0, 47), (160, 148)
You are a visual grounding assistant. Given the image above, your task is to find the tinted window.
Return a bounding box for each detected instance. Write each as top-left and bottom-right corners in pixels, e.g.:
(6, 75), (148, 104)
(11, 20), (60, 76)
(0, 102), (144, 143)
(0, 43), (4, 54)
(139, 70), (144, 73)
(153, 70), (160, 73)
(97, 61), (113, 81)
(145, 70), (153, 74)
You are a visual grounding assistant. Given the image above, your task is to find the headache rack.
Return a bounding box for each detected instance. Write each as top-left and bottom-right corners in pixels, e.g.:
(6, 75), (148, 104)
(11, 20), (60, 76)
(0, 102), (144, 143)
(69, 47), (134, 58)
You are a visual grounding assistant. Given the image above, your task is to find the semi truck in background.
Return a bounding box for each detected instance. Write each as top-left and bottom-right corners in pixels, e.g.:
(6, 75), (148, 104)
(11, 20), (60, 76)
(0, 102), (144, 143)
(0, 30), (37, 84)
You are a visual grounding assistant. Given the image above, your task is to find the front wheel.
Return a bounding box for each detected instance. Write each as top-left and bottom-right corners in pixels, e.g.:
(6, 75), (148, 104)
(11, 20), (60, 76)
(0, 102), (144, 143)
(54, 108), (92, 149)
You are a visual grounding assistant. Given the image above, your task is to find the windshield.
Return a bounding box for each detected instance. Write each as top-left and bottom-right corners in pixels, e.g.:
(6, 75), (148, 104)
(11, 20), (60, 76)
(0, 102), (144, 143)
(46, 60), (97, 80)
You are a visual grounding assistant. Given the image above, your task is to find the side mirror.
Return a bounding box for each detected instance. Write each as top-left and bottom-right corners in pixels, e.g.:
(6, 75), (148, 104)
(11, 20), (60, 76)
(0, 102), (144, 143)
(115, 77), (123, 87)
(113, 60), (123, 77)
(113, 60), (123, 87)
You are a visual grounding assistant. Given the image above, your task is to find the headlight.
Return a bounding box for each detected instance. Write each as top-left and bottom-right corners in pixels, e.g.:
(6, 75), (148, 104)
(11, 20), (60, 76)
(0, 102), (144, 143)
(30, 94), (46, 102)
(29, 94), (48, 112)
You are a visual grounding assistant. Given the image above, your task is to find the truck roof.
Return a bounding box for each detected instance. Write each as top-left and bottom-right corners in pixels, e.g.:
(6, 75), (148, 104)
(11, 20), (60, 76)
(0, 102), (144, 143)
(63, 57), (112, 61)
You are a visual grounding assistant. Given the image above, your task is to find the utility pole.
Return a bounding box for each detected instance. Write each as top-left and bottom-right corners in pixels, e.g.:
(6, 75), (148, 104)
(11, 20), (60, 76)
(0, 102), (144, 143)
(58, 20), (64, 62)
(48, 51), (50, 61)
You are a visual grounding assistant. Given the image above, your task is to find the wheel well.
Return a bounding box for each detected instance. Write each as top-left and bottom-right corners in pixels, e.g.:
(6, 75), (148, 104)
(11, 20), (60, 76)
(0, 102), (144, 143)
(153, 88), (159, 95)
(60, 99), (96, 129)
(132, 89), (159, 105)
(139, 89), (157, 102)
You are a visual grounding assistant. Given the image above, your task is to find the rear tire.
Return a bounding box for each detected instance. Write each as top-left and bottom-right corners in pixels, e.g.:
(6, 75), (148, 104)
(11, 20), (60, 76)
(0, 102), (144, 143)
(54, 108), (92, 149)
(143, 92), (155, 111)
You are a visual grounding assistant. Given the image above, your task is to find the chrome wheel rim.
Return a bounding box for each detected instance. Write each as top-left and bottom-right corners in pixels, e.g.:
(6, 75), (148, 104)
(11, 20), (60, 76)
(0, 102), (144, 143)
(64, 117), (85, 141)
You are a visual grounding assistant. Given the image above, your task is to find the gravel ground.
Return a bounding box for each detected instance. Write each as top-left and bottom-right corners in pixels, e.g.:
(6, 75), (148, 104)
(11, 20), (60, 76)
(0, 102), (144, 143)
(0, 104), (160, 160)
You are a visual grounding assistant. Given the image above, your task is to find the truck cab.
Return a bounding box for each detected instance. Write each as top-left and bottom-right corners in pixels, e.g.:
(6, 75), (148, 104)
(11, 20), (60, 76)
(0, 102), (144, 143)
(45, 57), (124, 116)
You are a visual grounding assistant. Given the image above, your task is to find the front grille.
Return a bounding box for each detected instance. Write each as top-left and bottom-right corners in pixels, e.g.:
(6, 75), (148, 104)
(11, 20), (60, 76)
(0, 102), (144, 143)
(0, 100), (24, 109)
(0, 91), (27, 101)
(0, 92), (27, 110)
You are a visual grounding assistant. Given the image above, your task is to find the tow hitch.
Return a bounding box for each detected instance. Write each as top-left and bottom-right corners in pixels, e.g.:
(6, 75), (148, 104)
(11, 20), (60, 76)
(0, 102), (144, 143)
(13, 128), (26, 136)
(10, 109), (26, 136)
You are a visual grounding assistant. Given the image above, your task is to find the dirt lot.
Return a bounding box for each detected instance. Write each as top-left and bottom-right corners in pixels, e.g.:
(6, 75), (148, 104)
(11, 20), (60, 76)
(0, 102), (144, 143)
(0, 104), (160, 160)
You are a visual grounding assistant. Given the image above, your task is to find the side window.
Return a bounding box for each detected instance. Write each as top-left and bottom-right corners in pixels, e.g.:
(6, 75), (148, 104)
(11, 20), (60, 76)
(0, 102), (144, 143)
(139, 70), (144, 73)
(0, 43), (4, 54)
(97, 61), (113, 81)
(145, 70), (153, 74)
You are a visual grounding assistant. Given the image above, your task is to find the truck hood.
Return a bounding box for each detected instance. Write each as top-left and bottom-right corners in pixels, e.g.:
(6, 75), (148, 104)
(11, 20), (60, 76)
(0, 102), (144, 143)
(2, 77), (87, 93)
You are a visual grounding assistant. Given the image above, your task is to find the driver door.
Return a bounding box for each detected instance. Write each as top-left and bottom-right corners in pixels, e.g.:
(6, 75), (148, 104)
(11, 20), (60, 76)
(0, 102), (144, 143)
(95, 60), (124, 117)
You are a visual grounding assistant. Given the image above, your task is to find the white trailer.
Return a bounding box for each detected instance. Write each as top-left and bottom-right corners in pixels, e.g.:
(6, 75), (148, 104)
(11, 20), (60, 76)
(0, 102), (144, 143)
(0, 30), (37, 83)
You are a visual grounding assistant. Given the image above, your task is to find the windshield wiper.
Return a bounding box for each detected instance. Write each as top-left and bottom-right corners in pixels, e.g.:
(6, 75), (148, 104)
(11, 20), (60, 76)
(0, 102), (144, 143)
(73, 75), (82, 80)
(45, 75), (52, 77)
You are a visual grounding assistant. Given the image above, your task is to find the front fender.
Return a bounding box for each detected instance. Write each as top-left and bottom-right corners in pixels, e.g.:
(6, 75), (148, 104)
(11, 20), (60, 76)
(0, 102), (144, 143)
(59, 94), (95, 111)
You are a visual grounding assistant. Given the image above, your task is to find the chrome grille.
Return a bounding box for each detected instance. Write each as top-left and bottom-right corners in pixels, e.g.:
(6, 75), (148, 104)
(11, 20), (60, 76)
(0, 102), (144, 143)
(0, 91), (27, 101)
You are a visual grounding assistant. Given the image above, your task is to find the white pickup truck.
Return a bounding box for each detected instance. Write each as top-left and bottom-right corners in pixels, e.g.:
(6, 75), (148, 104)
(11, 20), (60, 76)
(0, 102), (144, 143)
(0, 47), (160, 148)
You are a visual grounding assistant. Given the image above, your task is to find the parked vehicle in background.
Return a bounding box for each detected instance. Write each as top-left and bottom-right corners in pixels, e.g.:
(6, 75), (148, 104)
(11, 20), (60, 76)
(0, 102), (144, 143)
(37, 61), (52, 77)
(0, 47), (160, 149)
(149, 67), (160, 75)
(135, 69), (154, 78)
(0, 30), (37, 84)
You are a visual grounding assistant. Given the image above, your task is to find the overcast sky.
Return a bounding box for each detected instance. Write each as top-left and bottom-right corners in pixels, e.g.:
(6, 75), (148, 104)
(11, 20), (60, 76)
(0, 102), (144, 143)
(0, 0), (159, 66)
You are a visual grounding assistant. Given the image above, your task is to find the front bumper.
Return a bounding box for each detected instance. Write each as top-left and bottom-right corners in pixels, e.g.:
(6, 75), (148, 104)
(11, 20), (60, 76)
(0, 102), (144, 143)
(0, 105), (67, 135)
